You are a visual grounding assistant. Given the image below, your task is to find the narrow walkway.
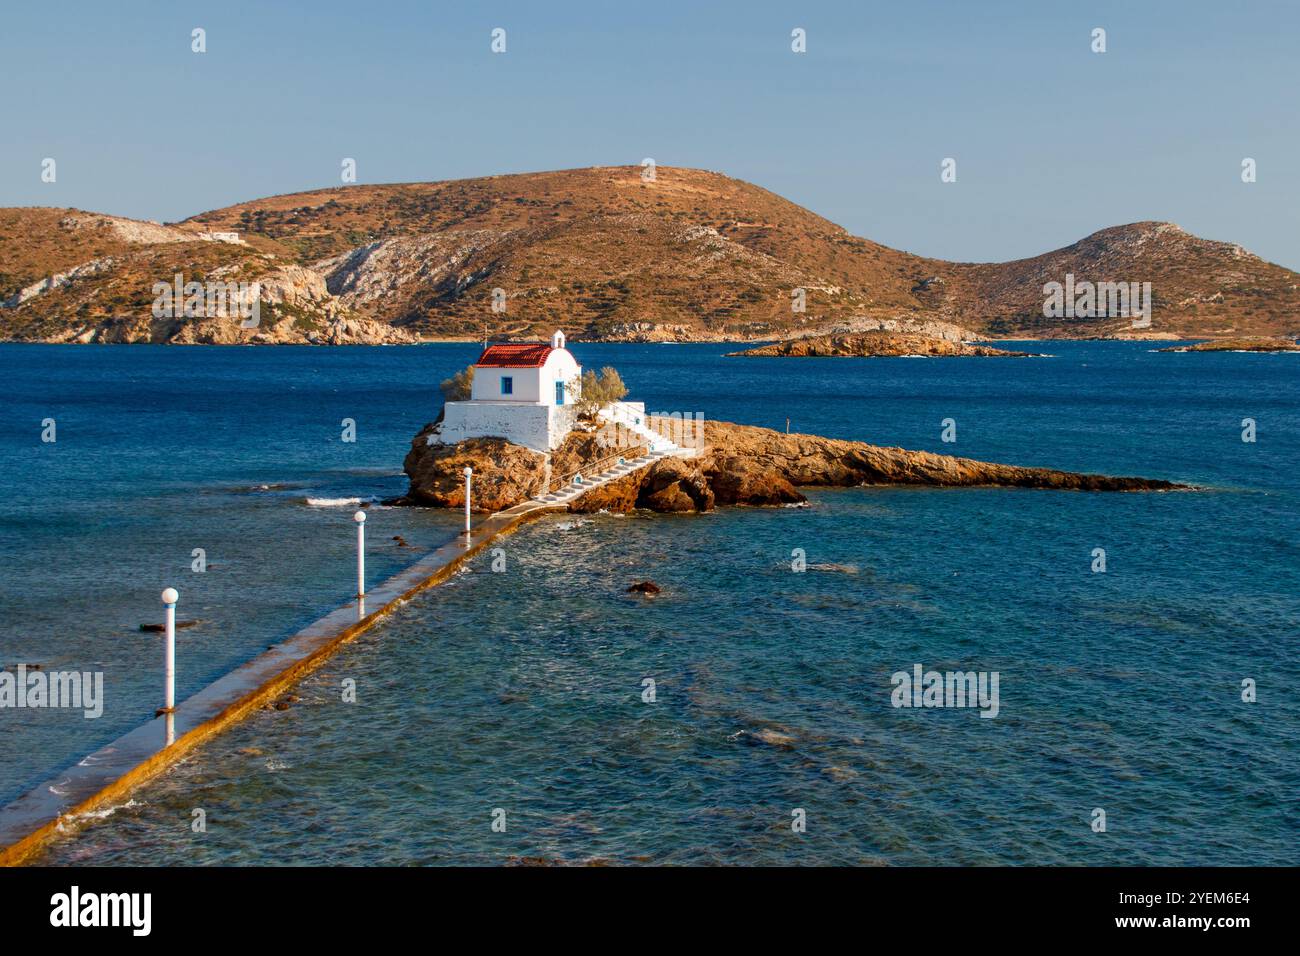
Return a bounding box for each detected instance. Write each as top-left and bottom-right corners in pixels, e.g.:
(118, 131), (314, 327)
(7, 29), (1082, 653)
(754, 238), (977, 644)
(0, 504), (552, 865)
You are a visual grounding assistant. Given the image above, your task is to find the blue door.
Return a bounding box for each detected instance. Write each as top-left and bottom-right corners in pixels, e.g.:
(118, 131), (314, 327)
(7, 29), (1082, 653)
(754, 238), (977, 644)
(555, 380), (565, 405)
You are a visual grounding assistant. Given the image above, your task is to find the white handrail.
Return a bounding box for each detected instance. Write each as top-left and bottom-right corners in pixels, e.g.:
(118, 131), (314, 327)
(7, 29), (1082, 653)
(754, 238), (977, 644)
(599, 401), (679, 452)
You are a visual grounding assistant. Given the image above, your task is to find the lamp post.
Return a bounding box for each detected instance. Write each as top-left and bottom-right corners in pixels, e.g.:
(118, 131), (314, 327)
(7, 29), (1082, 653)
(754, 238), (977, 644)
(161, 587), (178, 715)
(463, 466), (473, 536)
(354, 510), (366, 599)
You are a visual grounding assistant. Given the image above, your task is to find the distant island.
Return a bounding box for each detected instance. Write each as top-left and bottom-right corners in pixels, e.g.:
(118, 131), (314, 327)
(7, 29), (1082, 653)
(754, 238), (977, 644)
(2, 165), (1298, 345)
(1158, 336), (1300, 353)
(726, 321), (1038, 358)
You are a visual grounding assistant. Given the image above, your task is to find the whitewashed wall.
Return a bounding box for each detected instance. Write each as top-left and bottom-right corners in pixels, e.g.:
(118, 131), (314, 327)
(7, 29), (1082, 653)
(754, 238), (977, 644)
(541, 350), (581, 407)
(439, 401), (578, 452)
(472, 366), (541, 403)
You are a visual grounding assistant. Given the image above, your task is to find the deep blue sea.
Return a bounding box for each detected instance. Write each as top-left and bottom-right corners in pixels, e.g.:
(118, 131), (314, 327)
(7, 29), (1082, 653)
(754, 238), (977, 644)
(1, 342), (1296, 865)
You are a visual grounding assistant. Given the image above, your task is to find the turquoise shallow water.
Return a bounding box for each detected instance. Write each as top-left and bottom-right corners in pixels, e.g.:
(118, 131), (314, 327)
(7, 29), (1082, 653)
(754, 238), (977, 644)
(2, 342), (1297, 865)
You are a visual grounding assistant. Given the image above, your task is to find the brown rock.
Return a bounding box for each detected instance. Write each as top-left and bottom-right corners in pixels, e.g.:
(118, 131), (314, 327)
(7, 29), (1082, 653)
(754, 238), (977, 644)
(404, 424), (649, 513)
(626, 581), (661, 595)
(636, 457), (714, 512)
(707, 456), (806, 506)
(402, 428), (546, 512)
(568, 472), (641, 513)
(697, 421), (1183, 492)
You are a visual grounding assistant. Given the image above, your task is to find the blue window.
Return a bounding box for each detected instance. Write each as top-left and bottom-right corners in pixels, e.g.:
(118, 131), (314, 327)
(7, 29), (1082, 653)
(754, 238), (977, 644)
(500, 376), (513, 396)
(555, 380), (565, 405)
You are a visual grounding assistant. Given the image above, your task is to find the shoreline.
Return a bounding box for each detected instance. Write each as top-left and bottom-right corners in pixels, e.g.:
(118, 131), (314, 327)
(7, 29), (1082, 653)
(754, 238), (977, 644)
(0, 335), (1282, 348)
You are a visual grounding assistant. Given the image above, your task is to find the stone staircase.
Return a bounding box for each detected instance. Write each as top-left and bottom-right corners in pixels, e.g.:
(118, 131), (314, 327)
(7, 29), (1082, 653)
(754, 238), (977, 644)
(527, 403), (703, 509)
(532, 447), (678, 506)
(508, 403), (703, 512)
(601, 401), (682, 455)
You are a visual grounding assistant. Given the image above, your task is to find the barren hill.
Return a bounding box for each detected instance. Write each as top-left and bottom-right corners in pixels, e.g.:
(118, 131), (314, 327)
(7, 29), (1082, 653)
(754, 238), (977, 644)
(952, 221), (1300, 338)
(2, 166), (1296, 343)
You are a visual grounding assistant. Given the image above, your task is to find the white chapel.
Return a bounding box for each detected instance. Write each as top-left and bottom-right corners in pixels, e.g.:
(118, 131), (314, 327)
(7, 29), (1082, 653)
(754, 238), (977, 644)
(438, 331), (584, 452)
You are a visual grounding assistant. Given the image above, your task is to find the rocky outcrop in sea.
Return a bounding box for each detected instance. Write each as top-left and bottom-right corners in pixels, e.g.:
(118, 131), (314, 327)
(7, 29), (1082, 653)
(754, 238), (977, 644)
(399, 419), (1185, 514)
(1157, 337), (1300, 353)
(727, 332), (1036, 358)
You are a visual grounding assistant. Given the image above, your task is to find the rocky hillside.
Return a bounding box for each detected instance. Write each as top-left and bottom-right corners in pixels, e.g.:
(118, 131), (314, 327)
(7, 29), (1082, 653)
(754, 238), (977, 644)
(3, 167), (1298, 342)
(951, 222), (1300, 338)
(0, 208), (415, 344)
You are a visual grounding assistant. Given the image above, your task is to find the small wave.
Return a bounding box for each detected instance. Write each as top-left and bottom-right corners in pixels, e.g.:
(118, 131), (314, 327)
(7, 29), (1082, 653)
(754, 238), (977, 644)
(73, 799), (142, 822)
(304, 495), (380, 507)
(54, 799), (142, 829)
(220, 482), (308, 495)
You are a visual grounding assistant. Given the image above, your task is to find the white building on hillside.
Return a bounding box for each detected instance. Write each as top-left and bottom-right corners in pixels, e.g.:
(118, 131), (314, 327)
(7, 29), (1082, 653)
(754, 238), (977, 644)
(438, 331), (584, 452)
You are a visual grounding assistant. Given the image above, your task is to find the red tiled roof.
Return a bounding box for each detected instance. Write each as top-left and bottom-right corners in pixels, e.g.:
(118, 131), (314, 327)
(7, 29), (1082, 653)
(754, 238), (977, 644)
(475, 343), (554, 368)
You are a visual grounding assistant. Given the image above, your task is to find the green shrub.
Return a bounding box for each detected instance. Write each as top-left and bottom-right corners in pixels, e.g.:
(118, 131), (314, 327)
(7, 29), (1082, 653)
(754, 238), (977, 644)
(440, 364), (475, 403)
(575, 366), (627, 419)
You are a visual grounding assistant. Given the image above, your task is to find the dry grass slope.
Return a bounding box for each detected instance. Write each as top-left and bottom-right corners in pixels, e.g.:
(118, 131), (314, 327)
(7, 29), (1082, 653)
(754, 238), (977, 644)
(3, 167), (1298, 342)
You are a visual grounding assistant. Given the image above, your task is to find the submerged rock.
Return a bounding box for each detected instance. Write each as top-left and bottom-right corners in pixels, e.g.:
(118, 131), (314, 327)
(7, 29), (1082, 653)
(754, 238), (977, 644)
(742, 728), (798, 749)
(808, 563), (860, 575)
(139, 620), (199, 632)
(626, 581), (662, 595)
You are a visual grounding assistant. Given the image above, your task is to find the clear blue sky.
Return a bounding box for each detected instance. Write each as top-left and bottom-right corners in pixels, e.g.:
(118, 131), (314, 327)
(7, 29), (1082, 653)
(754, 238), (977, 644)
(2, 0), (1296, 268)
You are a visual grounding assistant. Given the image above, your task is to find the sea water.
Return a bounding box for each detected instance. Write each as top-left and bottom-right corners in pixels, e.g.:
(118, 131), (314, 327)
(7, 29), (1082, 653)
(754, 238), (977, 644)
(1, 342), (1296, 864)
